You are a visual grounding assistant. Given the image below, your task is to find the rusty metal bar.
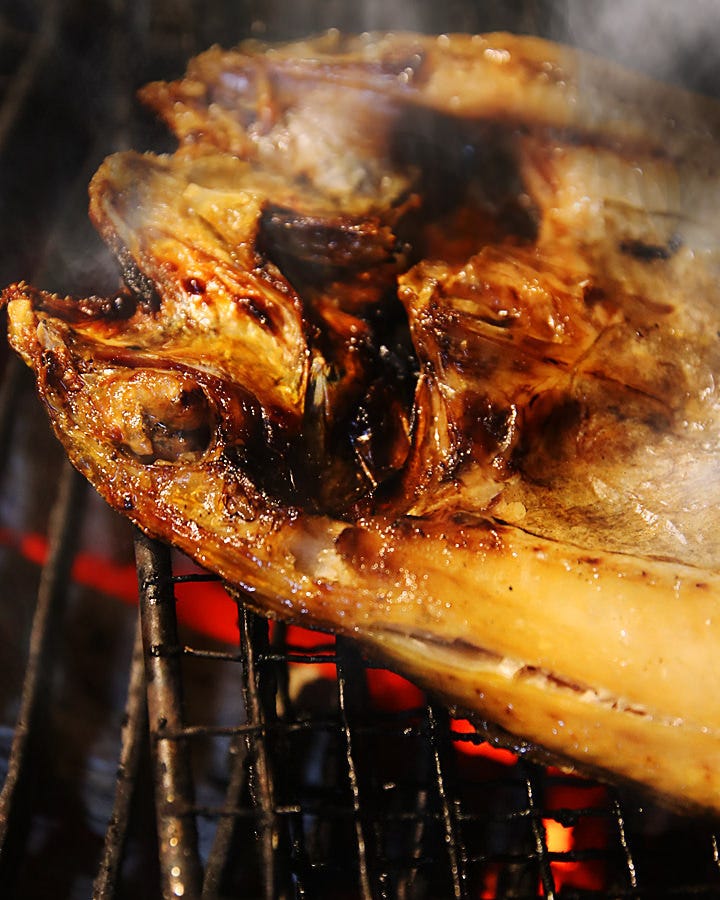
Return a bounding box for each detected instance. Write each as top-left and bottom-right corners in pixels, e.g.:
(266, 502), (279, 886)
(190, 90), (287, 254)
(201, 597), (254, 899)
(426, 704), (467, 900)
(336, 637), (374, 900)
(234, 605), (283, 900)
(93, 617), (148, 899)
(612, 793), (639, 890)
(0, 462), (85, 887)
(135, 530), (203, 900)
(523, 762), (557, 900)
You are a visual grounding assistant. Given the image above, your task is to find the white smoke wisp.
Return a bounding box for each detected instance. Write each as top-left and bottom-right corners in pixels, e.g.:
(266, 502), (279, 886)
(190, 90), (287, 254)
(561, 0), (720, 93)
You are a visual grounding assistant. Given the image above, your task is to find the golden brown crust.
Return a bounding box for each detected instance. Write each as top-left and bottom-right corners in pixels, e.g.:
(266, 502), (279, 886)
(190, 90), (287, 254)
(6, 31), (720, 811)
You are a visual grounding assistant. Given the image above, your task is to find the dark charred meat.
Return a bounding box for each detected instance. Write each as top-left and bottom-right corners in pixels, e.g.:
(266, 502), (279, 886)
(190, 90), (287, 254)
(6, 31), (720, 812)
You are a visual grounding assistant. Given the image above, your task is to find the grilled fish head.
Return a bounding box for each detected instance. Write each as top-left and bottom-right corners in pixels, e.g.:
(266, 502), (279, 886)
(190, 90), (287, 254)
(6, 31), (720, 811)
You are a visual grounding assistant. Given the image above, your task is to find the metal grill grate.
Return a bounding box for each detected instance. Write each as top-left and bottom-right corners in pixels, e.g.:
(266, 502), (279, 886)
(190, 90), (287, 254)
(3, 460), (720, 897)
(43, 525), (712, 900)
(123, 547), (720, 899)
(2, 1), (720, 897)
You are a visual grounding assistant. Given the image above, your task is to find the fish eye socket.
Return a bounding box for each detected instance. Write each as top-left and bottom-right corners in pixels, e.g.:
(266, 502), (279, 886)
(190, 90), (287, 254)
(95, 370), (216, 464)
(140, 407), (213, 463)
(135, 381), (216, 463)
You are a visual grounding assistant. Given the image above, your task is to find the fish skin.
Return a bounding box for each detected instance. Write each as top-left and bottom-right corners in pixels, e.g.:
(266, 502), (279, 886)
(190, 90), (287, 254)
(5, 31), (720, 811)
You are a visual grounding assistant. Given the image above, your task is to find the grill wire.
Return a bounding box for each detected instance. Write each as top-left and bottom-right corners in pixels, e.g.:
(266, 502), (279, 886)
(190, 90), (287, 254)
(2, 1), (720, 897)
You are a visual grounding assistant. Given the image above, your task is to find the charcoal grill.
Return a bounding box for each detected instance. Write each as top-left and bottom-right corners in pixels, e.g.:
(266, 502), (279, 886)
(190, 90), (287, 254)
(2, 1), (720, 897)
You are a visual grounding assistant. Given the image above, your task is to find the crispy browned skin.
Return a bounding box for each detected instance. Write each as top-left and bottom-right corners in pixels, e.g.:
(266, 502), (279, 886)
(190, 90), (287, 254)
(6, 31), (720, 811)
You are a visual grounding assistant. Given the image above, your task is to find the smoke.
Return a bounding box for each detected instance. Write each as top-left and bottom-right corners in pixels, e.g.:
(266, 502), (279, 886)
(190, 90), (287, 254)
(559, 0), (720, 95)
(248, 1), (720, 96)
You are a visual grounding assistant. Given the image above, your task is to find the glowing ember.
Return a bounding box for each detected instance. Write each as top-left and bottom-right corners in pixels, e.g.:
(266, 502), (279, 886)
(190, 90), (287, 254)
(544, 778), (609, 892)
(451, 717), (517, 764)
(0, 525), (238, 642)
(366, 668), (425, 711)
